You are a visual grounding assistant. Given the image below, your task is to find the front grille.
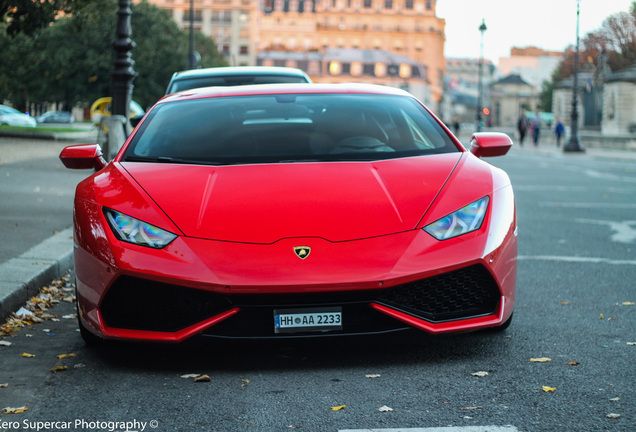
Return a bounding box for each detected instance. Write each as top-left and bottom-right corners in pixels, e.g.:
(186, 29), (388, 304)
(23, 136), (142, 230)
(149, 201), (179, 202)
(100, 276), (232, 332)
(377, 264), (501, 322)
(99, 264), (501, 335)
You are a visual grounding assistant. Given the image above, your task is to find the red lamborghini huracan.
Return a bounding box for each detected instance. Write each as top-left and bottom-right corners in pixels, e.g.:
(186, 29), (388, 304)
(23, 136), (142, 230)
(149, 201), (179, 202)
(60, 83), (517, 344)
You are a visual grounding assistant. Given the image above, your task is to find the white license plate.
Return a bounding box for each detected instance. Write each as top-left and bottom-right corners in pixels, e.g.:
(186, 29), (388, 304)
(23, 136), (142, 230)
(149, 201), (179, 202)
(274, 307), (342, 334)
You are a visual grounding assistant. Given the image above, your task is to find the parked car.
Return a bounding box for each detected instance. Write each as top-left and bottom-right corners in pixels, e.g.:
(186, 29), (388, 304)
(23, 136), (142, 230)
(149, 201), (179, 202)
(165, 66), (312, 95)
(60, 83), (517, 344)
(0, 104), (37, 127)
(36, 111), (75, 124)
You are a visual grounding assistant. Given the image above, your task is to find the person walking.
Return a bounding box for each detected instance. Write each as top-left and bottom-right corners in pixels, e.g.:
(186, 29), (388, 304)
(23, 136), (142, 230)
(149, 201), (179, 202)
(531, 112), (542, 146)
(517, 109), (529, 146)
(554, 119), (565, 147)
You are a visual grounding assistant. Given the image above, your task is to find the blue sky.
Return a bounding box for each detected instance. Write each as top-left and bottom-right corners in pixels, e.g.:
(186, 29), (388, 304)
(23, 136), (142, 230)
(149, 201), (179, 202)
(437, 0), (634, 63)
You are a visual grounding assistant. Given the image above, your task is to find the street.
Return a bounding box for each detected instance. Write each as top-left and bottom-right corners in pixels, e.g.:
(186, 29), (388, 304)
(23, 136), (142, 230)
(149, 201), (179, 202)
(1, 141), (635, 432)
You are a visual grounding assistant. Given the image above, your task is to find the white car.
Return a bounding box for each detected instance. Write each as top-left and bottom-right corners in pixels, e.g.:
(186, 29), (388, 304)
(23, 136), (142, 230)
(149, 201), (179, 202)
(0, 104), (37, 127)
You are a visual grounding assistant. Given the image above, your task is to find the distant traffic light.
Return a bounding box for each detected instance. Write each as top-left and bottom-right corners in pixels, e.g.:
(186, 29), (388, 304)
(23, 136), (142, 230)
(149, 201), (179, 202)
(482, 107), (490, 116)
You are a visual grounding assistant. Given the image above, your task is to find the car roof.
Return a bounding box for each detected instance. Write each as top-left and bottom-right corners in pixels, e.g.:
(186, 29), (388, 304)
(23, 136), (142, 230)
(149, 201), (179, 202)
(169, 66), (310, 80)
(159, 83), (413, 104)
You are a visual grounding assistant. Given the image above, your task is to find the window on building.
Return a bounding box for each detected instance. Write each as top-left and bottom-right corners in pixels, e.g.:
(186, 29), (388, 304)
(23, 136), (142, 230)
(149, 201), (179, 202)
(405, 0), (413, 9)
(426, 0), (431, 9)
(240, 45), (249, 55)
(384, 0), (392, 8)
(363, 0), (372, 8)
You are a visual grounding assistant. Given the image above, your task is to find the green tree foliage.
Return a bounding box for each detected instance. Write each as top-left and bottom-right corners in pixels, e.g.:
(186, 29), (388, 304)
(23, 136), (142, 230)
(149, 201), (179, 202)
(0, 0), (226, 110)
(0, 0), (96, 36)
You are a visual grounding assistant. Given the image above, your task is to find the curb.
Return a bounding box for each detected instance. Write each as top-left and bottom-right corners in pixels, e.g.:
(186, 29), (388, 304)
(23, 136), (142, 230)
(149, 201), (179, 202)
(0, 227), (74, 321)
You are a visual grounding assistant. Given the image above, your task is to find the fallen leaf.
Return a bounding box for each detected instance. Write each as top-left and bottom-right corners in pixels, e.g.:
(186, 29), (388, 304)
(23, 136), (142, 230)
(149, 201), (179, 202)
(365, 374), (381, 378)
(194, 374), (211, 382)
(606, 413), (621, 419)
(378, 405), (394, 412)
(331, 405), (346, 411)
(559, 301), (569, 305)
(530, 357), (551, 362)
(542, 386), (557, 392)
(627, 342), (636, 346)
(567, 361), (580, 366)
(50, 366), (68, 373)
(3, 406), (28, 414)
(600, 313), (604, 319)
(241, 378), (250, 384)
(471, 371), (489, 377)
(460, 406), (482, 410)
(622, 302), (635, 306)
(21, 352), (36, 358)
(610, 397), (620, 402)
(62, 314), (76, 319)
(180, 374), (200, 379)
(0, 340), (11, 346)
(73, 363), (86, 368)
(56, 353), (76, 359)
(0, 383), (8, 388)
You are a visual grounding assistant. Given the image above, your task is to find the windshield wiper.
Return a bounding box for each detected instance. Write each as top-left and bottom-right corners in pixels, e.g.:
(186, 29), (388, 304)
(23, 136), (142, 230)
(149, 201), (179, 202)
(124, 156), (224, 165)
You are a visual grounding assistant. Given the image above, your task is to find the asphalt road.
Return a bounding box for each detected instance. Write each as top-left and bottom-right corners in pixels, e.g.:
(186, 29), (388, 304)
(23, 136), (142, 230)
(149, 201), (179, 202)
(0, 138), (90, 265)
(0, 143), (635, 432)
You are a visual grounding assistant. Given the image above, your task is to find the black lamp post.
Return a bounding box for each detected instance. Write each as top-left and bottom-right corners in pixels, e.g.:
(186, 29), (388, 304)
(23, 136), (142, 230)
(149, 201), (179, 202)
(564, 0), (585, 152)
(188, 0), (197, 69)
(111, 0), (136, 120)
(476, 19), (487, 132)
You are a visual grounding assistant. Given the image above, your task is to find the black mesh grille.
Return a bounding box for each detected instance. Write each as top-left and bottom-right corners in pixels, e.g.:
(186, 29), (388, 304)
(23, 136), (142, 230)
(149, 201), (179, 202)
(100, 276), (232, 332)
(99, 264), (501, 335)
(377, 264), (501, 322)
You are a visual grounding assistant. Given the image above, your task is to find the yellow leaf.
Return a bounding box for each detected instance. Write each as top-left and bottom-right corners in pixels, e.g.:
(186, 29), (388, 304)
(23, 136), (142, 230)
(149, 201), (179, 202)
(530, 357), (551, 362)
(50, 366), (68, 373)
(3, 406), (28, 414)
(21, 352), (36, 358)
(600, 313), (604, 319)
(622, 302), (635, 306)
(567, 361), (580, 366)
(56, 353), (76, 359)
(331, 405), (346, 411)
(241, 378), (250, 383)
(194, 374), (211, 382)
(542, 386), (557, 392)
(559, 301), (569, 305)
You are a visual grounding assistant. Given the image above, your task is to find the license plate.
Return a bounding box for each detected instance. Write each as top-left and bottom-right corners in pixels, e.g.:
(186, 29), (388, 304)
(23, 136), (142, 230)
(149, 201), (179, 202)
(274, 307), (342, 334)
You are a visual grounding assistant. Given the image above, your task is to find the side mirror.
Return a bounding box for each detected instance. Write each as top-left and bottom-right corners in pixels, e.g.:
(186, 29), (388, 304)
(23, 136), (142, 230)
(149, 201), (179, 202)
(469, 132), (513, 158)
(59, 144), (107, 171)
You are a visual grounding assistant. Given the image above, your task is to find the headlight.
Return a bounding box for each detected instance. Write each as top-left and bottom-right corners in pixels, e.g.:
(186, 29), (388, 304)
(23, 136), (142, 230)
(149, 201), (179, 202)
(104, 208), (177, 249)
(423, 196), (489, 240)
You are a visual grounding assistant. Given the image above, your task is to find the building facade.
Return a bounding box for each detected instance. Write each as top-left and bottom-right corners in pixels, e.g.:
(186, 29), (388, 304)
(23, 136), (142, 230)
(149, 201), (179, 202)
(147, 0), (259, 66)
(491, 74), (537, 127)
(142, 0), (445, 108)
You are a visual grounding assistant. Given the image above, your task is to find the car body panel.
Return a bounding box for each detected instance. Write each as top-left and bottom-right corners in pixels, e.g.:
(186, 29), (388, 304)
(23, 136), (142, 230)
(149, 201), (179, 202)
(62, 83), (517, 343)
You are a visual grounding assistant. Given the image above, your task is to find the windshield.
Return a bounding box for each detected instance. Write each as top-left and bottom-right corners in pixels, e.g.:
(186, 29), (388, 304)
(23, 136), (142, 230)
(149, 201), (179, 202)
(123, 93), (459, 165)
(167, 74), (310, 93)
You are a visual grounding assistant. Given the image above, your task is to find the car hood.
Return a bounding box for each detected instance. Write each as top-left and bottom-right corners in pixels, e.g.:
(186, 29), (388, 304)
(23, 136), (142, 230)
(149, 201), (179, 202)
(121, 153), (462, 243)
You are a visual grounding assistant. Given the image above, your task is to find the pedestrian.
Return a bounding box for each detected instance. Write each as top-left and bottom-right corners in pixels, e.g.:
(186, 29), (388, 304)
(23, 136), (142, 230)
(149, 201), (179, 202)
(517, 109), (529, 146)
(531, 112), (541, 146)
(554, 118), (565, 147)
(453, 119), (460, 136)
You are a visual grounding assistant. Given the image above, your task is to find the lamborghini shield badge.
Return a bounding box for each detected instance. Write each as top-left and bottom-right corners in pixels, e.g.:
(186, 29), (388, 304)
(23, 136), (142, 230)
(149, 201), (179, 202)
(294, 246), (311, 259)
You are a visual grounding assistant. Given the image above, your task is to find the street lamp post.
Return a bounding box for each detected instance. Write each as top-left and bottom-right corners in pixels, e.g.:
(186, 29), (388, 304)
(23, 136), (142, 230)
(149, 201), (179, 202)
(111, 0), (136, 120)
(188, 0), (196, 69)
(564, 0), (585, 152)
(476, 19), (487, 132)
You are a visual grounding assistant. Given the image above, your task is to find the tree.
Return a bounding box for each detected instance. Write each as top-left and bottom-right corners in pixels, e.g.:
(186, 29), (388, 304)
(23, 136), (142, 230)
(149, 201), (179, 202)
(130, 1), (226, 108)
(0, 0), (97, 36)
(0, 1), (226, 110)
